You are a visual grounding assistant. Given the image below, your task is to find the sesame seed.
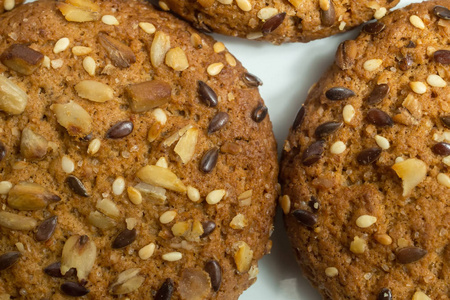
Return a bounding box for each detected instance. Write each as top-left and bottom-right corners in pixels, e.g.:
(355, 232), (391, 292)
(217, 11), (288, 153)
(162, 251), (182, 261)
(83, 56), (96, 76)
(426, 74), (447, 87)
(53, 37), (70, 54)
(437, 173), (450, 188)
(187, 185), (201, 202)
(374, 7), (387, 19)
(127, 186), (142, 205)
(395, 156), (404, 163)
(257, 7), (278, 20)
(112, 176), (125, 195)
(410, 15), (425, 29)
(138, 243), (156, 260)
(139, 22), (156, 34)
(279, 195), (291, 214)
(363, 59), (383, 71)
(330, 141), (346, 154)
(0, 181), (13, 195)
(155, 157), (168, 168)
(152, 108), (167, 124)
(42, 56), (50, 69)
(4, 0), (15, 11)
(61, 155), (75, 174)
(225, 53), (237, 67)
(159, 210), (177, 224)
(236, 0), (252, 11)
(246, 32), (264, 40)
(87, 138), (101, 155)
(325, 267), (338, 277)
(343, 104), (355, 124)
(206, 189), (226, 205)
(356, 215), (377, 228)
(126, 217), (137, 230)
(410, 81), (427, 94)
(207, 63), (224, 76)
(159, 1), (170, 11)
(213, 42), (226, 53)
(375, 135), (390, 150)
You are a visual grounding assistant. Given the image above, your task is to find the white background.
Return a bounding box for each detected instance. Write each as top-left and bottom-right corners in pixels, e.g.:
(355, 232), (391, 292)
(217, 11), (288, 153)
(214, 0), (419, 299)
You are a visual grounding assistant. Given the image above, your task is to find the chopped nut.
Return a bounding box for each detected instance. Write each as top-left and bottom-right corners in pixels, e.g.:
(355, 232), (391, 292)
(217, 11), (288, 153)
(20, 127), (48, 160)
(178, 268), (211, 300)
(171, 221), (191, 237)
(163, 124), (193, 147)
(72, 46), (92, 56)
(54, 37), (70, 54)
(60, 235), (97, 281)
(159, 210), (177, 224)
(51, 101), (92, 137)
(153, 108), (167, 124)
(42, 56), (50, 68)
(356, 215), (377, 228)
(0, 181), (13, 195)
(410, 81), (427, 94)
(125, 80), (172, 113)
(4, 0), (15, 10)
(363, 59), (383, 71)
(126, 218), (137, 230)
(325, 267), (338, 277)
(98, 32), (136, 68)
(427, 74), (446, 87)
(127, 186), (142, 205)
(57, 0), (100, 22)
(437, 173), (450, 188)
(87, 211), (117, 229)
(75, 80), (114, 102)
(158, 1), (170, 10)
(109, 268), (145, 295)
(136, 165), (186, 193)
(51, 58), (63, 69)
(139, 22), (156, 34)
(206, 189), (226, 205)
(207, 62), (224, 76)
(0, 74), (28, 115)
(7, 182), (60, 211)
(0, 211), (37, 230)
(61, 155), (75, 173)
(112, 176), (125, 195)
(230, 214), (248, 229)
(155, 157), (168, 168)
(187, 186), (200, 202)
(402, 94), (422, 119)
(375, 135), (390, 150)
(0, 44), (44, 75)
(174, 128), (198, 164)
(165, 47), (189, 71)
(162, 251), (182, 261)
(234, 241), (253, 273)
(412, 291), (431, 300)
(134, 182), (167, 203)
(410, 15), (425, 29)
(102, 15), (119, 26)
(392, 158), (427, 196)
(82, 56), (96, 76)
(87, 138), (101, 155)
(151, 31), (171, 68)
(238, 189), (252, 206)
(187, 220), (204, 241)
(374, 7), (387, 19)
(96, 199), (120, 218)
(350, 236), (367, 254)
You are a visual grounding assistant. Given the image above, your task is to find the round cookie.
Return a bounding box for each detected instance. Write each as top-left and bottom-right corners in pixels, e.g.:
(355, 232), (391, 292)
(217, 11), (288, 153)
(280, 1), (450, 299)
(153, 0), (400, 44)
(0, 0), (278, 299)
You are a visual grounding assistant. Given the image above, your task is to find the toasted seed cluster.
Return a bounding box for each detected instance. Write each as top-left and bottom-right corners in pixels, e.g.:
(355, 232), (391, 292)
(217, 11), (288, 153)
(0, 0), (278, 299)
(280, 1), (450, 299)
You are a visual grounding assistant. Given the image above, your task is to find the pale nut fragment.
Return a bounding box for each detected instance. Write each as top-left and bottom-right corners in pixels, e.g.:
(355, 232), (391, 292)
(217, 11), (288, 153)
(151, 31), (171, 68)
(356, 215), (377, 228)
(72, 46), (92, 56)
(66, 0), (100, 12)
(96, 198), (120, 218)
(187, 220), (204, 241)
(127, 186), (142, 205)
(412, 291), (431, 300)
(75, 80), (114, 103)
(98, 32), (136, 68)
(7, 182), (60, 211)
(230, 214), (248, 229)
(350, 236), (367, 254)
(139, 22), (156, 34)
(178, 268), (211, 300)
(136, 165), (186, 193)
(238, 189), (252, 206)
(0, 74), (28, 115)
(165, 47), (189, 71)
(325, 267), (338, 277)
(171, 221), (191, 237)
(60, 235), (97, 281)
(287, 0), (301, 9)
(125, 80), (172, 113)
(206, 189), (226, 205)
(437, 173), (450, 188)
(234, 241), (253, 273)
(20, 127), (48, 160)
(392, 158), (427, 196)
(87, 211), (117, 229)
(174, 128), (198, 164)
(109, 268), (145, 295)
(163, 124), (193, 147)
(198, 0), (215, 7)
(134, 182), (167, 203)
(51, 101), (92, 137)
(57, 2), (100, 23)
(156, 157), (168, 168)
(0, 181), (13, 195)
(0, 44), (44, 75)
(0, 211), (37, 230)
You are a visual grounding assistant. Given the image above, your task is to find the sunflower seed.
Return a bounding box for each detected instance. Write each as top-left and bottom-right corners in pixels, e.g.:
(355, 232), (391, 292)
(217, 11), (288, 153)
(66, 175), (89, 197)
(261, 12), (286, 35)
(325, 87), (355, 101)
(252, 103), (268, 122)
(302, 140), (324, 166)
(205, 260), (222, 291)
(432, 142), (450, 156)
(242, 72), (263, 87)
(200, 221), (216, 238)
(397, 246), (427, 264)
(292, 209), (317, 227)
(366, 108), (393, 127)
(155, 278), (174, 300)
(60, 282), (90, 297)
(35, 216), (58, 242)
(362, 21), (385, 34)
(208, 112), (229, 134)
(198, 81), (218, 107)
(0, 251), (21, 270)
(314, 121), (342, 138)
(200, 147), (219, 173)
(112, 228), (136, 249)
(0, 211), (37, 230)
(357, 147), (382, 165)
(106, 121), (134, 139)
(366, 84), (389, 105)
(433, 5), (450, 19)
(7, 182), (60, 211)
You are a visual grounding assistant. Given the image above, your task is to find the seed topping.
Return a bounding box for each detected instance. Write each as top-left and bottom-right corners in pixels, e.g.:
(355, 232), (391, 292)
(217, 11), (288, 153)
(302, 140), (325, 166)
(112, 228), (137, 249)
(35, 216), (58, 242)
(252, 103), (268, 122)
(106, 121), (134, 139)
(60, 282), (90, 297)
(205, 260), (222, 291)
(325, 87), (355, 101)
(377, 288), (392, 300)
(320, 0), (335, 26)
(434, 50), (450, 64)
(362, 21), (385, 34)
(366, 108), (393, 127)
(315, 121), (342, 138)
(397, 246), (427, 264)
(200, 147), (219, 173)
(366, 84), (389, 105)
(292, 106), (306, 130)
(242, 72), (263, 87)
(198, 81), (218, 107)
(357, 147), (382, 165)
(0, 251), (21, 270)
(208, 112), (229, 134)
(155, 279), (174, 300)
(66, 175), (89, 197)
(292, 209), (317, 227)
(261, 12), (286, 35)
(433, 5), (450, 19)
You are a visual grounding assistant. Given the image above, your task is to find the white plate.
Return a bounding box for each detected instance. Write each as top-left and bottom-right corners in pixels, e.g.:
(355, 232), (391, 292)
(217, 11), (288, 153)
(211, 0), (419, 299)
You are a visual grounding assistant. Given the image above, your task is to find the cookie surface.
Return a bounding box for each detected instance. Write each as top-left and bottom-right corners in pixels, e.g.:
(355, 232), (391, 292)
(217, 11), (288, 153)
(156, 0), (399, 44)
(280, 1), (450, 299)
(0, 0), (278, 299)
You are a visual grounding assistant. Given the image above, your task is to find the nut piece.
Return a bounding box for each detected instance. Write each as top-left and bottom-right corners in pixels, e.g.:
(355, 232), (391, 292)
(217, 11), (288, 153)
(178, 268), (211, 300)
(74, 80), (113, 102)
(60, 235), (97, 281)
(0, 211), (37, 230)
(96, 198), (120, 218)
(0, 44), (44, 75)
(392, 158), (427, 196)
(234, 241), (253, 273)
(109, 268), (145, 295)
(87, 211), (117, 229)
(136, 165), (186, 193)
(229, 214), (248, 229)
(151, 31), (171, 68)
(0, 74), (28, 115)
(98, 32), (136, 68)
(412, 291), (431, 300)
(125, 80), (172, 113)
(20, 127), (48, 160)
(174, 128), (198, 164)
(8, 182), (60, 211)
(51, 101), (92, 137)
(57, 2), (100, 23)
(165, 47), (189, 71)
(350, 236), (367, 254)
(134, 182), (167, 203)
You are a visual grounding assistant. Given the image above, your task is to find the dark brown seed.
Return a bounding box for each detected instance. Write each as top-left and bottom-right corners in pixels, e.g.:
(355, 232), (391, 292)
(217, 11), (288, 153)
(433, 5), (450, 19)
(362, 21), (385, 34)
(398, 54), (413, 71)
(106, 121), (134, 139)
(320, 0), (335, 26)
(366, 84), (390, 105)
(377, 288), (392, 300)
(434, 50), (450, 64)
(262, 12), (286, 35)
(200, 148), (219, 173)
(66, 175), (89, 197)
(205, 260), (222, 292)
(405, 41), (416, 48)
(314, 121), (342, 138)
(397, 246), (427, 264)
(80, 133), (93, 142)
(35, 216), (58, 242)
(335, 40), (357, 70)
(432, 142), (450, 156)
(441, 116), (450, 128)
(292, 209), (317, 227)
(252, 103), (268, 123)
(112, 228), (136, 249)
(0, 251), (21, 270)
(208, 112), (229, 134)
(198, 81), (218, 107)
(44, 262), (76, 278)
(357, 147), (382, 165)
(242, 72), (263, 87)
(200, 221), (216, 238)
(155, 278), (174, 300)
(325, 87), (355, 101)
(302, 140), (324, 166)
(61, 281), (90, 297)
(366, 108), (393, 127)
(0, 141), (5, 162)
(308, 196), (320, 212)
(292, 106), (306, 131)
